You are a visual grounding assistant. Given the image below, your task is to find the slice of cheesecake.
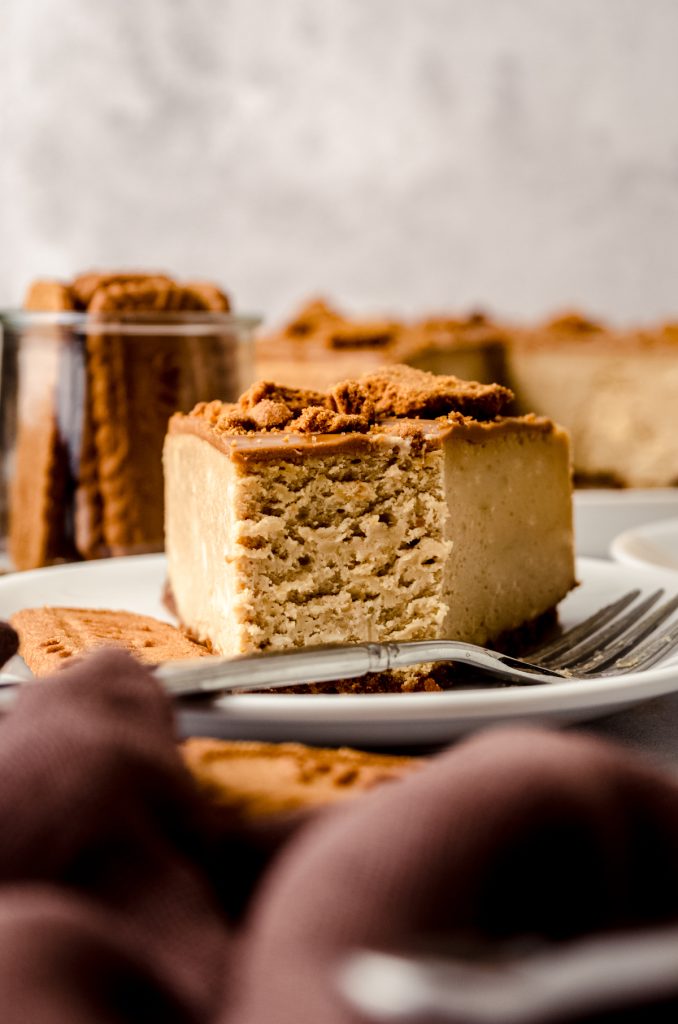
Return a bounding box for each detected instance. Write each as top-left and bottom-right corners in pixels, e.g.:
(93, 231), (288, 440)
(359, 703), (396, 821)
(164, 366), (575, 662)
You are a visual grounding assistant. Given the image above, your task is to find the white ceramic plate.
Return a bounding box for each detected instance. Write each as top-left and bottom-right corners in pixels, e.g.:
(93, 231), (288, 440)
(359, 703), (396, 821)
(574, 488), (678, 558)
(611, 517), (678, 574)
(2, 555), (678, 747)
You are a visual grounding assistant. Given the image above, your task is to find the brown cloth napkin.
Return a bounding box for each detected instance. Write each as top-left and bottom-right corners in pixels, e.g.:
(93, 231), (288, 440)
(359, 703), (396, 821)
(2, 621), (678, 1022)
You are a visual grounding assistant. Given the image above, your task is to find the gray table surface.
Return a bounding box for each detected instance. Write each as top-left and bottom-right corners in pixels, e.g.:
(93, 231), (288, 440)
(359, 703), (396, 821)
(585, 691), (678, 771)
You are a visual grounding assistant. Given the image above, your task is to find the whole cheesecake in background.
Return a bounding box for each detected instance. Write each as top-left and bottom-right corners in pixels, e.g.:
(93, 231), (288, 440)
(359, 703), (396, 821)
(164, 365), (575, 682)
(505, 313), (678, 488)
(255, 297), (508, 391)
(7, 270), (242, 570)
(259, 299), (678, 490)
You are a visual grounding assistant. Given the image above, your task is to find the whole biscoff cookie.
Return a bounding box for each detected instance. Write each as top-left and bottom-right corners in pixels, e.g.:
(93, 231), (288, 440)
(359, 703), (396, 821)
(86, 277), (235, 554)
(280, 297), (344, 338)
(10, 281), (76, 569)
(77, 273), (232, 556)
(87, 278), (221, 316)
(23, 280), (75, 312)
(183, 281), (231, 313)
(181, 738), (418, 818)
(11, 607), (209, 676)
(71, 271), (173, 309)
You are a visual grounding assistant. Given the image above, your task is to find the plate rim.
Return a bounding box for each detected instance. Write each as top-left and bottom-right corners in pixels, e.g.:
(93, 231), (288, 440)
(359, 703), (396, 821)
(611, 516), (678, 573)
(1, 554), (678, 725)
(574, 487), (678, 506)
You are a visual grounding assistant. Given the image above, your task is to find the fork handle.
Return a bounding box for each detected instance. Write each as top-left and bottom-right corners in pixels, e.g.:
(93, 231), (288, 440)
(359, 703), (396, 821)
(157, 641), (562, 697)
(158, 643), (392, 696)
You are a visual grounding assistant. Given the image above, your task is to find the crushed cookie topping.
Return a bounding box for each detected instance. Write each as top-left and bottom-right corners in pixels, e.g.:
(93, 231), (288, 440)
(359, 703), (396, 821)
(179, 364), (513, 437)
(330, 380), (376, 419)
(415, 310), (509, 346)
(281, 298), (344, 338)
(543, 312), (604, 334)
(418, 310), (491, 332)
(265, 299), (505, 349)
(379, 419), (433, 454)
(661, 322), (678, 340)
(335, 365), (513, 420)
(322, 320), (400, 349)
(248, 400), (294, 430)
(294, 407), (371, 434)
(238, 380), (329, 413)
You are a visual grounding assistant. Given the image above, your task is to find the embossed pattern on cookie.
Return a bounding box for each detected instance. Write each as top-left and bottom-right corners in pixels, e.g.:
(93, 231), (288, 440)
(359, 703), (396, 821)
(11, 606), (209, 676)
(181, 738), (417, 817)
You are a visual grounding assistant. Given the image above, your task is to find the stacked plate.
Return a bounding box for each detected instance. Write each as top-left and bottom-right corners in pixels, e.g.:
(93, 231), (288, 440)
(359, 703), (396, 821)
(612, 518), (678, 573)
(575, 488), (678, 559)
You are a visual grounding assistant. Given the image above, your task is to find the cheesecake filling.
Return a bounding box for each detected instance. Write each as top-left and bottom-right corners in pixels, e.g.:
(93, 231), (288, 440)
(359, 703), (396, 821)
(440, 426), (574, 645)
(164, 432), (451, 655)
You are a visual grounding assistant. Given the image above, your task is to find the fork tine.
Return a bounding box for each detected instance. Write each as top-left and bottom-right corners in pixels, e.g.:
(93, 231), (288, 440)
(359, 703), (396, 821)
(529, 590), (641, 663)
(606, 617), (678, 674)
(579, 593), (678, 675)
(550, 591), (663, 670)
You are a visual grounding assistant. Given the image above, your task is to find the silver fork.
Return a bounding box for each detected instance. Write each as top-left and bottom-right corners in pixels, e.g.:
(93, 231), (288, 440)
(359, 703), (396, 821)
(340, 927), (678, 1023)
(152, 587), (678, 697)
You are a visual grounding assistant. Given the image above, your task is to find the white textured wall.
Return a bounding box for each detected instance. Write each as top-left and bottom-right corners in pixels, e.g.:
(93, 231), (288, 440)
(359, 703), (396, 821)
(2, 0), (678, 324)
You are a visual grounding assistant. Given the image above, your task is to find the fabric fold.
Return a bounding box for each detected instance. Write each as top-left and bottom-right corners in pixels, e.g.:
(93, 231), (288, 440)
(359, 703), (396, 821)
(0, 643), (677, 1022)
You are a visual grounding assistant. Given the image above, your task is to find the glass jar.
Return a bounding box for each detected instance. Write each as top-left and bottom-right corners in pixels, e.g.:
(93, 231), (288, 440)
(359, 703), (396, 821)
(0, 310), (258, 571)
